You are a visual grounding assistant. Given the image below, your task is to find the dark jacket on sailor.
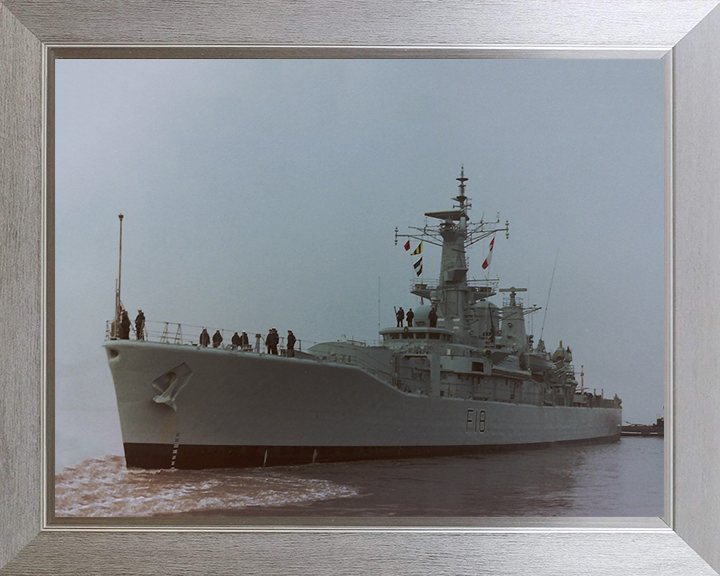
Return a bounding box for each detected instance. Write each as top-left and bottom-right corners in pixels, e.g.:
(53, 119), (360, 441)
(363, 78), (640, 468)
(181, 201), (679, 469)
(199, 330), (210, 346)
(134, 312), (145, 337)
(120, 311), (131, 339)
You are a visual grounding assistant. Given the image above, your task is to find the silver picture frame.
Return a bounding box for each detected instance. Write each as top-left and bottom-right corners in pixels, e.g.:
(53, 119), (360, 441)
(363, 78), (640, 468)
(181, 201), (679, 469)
(2, 1), (720, 574)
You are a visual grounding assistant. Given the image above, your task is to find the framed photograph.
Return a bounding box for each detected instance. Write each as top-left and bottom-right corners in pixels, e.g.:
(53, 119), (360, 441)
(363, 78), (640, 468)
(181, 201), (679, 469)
(52, 56), (666, 523)
(2, 1), (720, 574)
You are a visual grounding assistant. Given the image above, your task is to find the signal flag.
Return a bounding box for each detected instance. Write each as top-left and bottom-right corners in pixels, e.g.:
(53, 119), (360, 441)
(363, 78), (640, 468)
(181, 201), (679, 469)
(482, 237), (495, 270)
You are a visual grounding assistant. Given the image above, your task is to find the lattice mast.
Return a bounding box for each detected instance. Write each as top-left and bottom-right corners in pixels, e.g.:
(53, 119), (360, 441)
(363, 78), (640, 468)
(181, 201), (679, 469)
(395, 167), (509, 341)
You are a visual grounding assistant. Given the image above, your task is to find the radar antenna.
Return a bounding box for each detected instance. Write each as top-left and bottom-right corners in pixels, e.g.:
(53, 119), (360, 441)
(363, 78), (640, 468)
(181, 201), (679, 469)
(394, 167), (509, 251)
(499, 285), (526, 302)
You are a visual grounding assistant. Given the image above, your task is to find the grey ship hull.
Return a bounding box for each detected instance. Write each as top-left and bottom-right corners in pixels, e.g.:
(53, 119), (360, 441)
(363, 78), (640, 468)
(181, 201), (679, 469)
(105, 340), (622, 469)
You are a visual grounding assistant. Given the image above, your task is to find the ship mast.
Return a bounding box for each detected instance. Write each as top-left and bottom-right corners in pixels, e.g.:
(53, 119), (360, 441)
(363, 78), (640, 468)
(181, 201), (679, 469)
(454, 166), (468, 209)
(116, 213), (124, 331)
(395, 167), (509, 342)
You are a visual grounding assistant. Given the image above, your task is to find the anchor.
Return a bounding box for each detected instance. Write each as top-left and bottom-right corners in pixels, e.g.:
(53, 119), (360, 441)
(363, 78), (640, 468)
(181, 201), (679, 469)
(151, 362), (193, 411)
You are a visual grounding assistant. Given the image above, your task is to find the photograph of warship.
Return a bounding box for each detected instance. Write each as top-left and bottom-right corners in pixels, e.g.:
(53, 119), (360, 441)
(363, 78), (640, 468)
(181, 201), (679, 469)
(105, 169), (622, 469)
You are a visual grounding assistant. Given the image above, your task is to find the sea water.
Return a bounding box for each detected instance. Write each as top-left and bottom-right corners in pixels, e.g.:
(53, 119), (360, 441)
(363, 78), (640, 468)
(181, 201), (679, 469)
(55, 437), (663, 518)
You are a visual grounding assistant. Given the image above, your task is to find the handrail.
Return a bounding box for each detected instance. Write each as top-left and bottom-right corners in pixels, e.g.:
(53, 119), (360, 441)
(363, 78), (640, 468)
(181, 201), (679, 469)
(410, 277), (500, 290)
(106, 319), (389, 350)
(105, 319), (304, 354)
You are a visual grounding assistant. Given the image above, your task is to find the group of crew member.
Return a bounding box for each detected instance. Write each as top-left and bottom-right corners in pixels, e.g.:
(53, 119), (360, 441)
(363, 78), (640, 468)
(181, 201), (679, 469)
(197, 326), (296, 356)
(265, 328), (297, 356)
(263, 328), (294, 356)
(396, 307), (416, 327)
(199, 328), (225, 348)
(117, 308), (145, 340)
(231, 331), (250, 350)
(395, 306), (438, 328)
(117, 309), (302, 355)
(198, 327), (249, 350)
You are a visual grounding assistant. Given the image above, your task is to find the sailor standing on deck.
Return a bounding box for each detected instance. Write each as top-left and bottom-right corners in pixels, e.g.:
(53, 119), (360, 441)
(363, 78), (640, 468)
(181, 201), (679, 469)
(120, 310), (131, 339)
(396, 307), (405, 327)
(134, 310), (145, 340)
(429, 306), (438, 328)
(240, 331), (249, 350)
(266, 328), (279, 355)
(212, 330), (223, 348)
(199, 328), (210, 347)
(270, 328), (280, 355)
(287, 330), (296, 357)
(231, 332), (241, 350)
(406, 308), (414, 327)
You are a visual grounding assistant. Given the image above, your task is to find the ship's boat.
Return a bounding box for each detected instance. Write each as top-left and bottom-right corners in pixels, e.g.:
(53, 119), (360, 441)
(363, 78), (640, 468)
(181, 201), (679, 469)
(105, 169), (622, 469)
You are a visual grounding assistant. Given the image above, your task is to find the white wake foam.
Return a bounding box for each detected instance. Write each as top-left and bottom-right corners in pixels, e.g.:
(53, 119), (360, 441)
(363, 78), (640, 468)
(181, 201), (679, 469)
(55, 455), (359, 517)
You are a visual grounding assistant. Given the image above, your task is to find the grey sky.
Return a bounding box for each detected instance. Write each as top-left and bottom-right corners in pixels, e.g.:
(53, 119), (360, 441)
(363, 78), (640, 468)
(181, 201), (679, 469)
(56, 59), (664, 425)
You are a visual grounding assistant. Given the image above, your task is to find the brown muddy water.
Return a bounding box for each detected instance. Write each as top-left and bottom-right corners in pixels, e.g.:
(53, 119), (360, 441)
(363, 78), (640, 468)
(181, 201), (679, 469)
(54, 437), (663, 518)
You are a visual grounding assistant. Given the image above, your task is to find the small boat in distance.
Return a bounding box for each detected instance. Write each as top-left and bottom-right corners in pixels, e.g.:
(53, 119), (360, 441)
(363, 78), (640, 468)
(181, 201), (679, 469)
(621, 417), (664, 437)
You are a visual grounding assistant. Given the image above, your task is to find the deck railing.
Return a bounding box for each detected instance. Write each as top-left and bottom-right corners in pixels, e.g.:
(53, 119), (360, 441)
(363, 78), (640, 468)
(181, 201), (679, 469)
(106, 319), (385, 353)
(106, 320), (303, 354)
(409, 277), (500, 291)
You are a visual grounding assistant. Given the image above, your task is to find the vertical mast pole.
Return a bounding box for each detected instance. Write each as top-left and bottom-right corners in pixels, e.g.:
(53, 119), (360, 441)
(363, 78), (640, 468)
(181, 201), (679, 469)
(378, 276), (381, 335)
(117, 214), (124, 328)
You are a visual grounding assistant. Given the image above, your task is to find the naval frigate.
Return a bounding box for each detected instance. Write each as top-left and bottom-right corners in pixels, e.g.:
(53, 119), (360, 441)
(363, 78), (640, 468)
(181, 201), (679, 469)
(105, 169), (622, 469)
